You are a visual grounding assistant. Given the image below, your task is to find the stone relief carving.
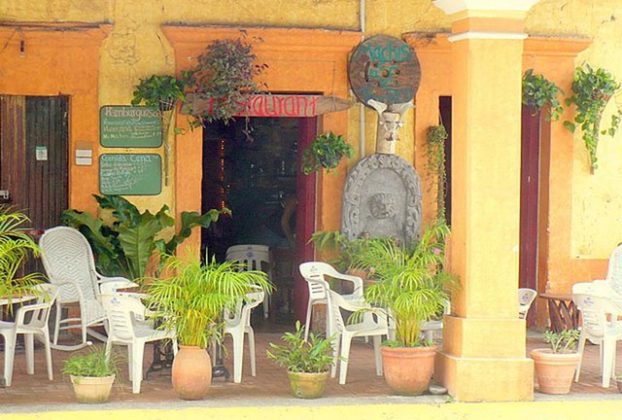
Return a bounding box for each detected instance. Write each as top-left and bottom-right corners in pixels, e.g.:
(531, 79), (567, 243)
(342, 153), (422, 245)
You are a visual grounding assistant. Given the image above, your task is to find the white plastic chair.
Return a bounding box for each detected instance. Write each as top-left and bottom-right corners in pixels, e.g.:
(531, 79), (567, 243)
(226, 245), (271, 319)
(604, 244), (622, 295)
(39, 226), (135, 350)
(0, 284), (58, 387)
(223, 288), (265, 383)
(299, 262), (364, 341)
(572, 282), (622, 388)
(101, 293), (178, 394)
(518, 288), (538, 319)
(326, 289), (388, 385)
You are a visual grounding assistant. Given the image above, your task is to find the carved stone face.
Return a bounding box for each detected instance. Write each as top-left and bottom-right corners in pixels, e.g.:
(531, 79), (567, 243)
(368, 193), (397, 219)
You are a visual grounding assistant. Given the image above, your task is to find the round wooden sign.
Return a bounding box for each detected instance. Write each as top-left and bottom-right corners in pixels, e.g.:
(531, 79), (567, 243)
(348, 35), (421, 107)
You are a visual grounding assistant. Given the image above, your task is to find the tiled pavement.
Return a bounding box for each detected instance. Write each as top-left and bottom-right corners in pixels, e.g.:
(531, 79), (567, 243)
(0, 322), (619, 407)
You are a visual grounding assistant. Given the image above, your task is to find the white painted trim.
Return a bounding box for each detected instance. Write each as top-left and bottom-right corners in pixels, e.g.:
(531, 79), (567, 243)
(448, 31), (528, 42)
(433, 0), (540, 15)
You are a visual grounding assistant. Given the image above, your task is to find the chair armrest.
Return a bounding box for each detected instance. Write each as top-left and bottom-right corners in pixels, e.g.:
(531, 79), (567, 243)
(15, 303), (52, 325)
(97, 275), (137, 288)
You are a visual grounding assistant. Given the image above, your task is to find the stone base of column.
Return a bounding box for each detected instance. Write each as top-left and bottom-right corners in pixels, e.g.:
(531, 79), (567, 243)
(436, 316), (534, 401)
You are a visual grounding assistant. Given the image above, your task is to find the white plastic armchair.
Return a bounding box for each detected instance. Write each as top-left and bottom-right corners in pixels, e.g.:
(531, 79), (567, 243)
(604, 244), (622, 295)
(326, 289), (388, 385)
(39, 226), (135, 351)
(518, 288), (538, 319)
(299, 262), (364, 341)
(0, 284), (58, 387)
(223, 288), (265, 383)
(102, 293), (178, 394)
(572, 282), (622, 388)
(226, 245), (271, 319)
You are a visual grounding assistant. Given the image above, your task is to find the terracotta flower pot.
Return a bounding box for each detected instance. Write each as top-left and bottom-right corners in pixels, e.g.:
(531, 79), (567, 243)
(287, 371), (329, 399)
(381, 345), (437, 396)
(530, 348), (580, 394)
(70, 374), (115, 404)
(171, 345), (212, 400)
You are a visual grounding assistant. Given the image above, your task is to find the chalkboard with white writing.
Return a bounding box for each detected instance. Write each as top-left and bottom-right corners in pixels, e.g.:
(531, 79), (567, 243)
(99, 154), (161, 195)
(100, 106), (162, 148)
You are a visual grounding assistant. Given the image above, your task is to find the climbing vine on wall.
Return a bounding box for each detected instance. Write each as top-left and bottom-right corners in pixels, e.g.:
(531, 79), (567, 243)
(426, 124), (448, 220)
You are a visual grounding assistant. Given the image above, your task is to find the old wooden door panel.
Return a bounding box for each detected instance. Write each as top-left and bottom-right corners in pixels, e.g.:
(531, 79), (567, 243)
(520, 105), (541, 325)
(0, 96), (68, 265)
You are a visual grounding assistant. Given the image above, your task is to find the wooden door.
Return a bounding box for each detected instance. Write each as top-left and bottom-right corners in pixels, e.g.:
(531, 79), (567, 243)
(293, 117), (317, 322)
(0, 95), (69, 271)
(519, 105), (541, 325)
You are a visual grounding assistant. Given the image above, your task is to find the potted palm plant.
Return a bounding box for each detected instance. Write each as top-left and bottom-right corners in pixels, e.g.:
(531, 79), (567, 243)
(145, 252), (271, 400)
(352, 220), (456, 395)
(530, 329), (580, 394)
(0, 206), (42, 303)
(62, 346), (116, 403)
(267, 321), (335, 399)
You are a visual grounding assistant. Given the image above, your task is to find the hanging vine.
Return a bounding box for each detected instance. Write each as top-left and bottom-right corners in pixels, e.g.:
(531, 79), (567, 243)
(426, 124), (448, 220)
(564, 64), (622, 173)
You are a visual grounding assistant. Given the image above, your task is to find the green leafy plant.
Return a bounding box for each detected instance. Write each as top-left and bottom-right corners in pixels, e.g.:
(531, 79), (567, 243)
(131, 74), (185, 112)
(425, 125), (448, 219)
(145, 251), (272, 349)
(0, 206), (43, 303)
(183, 34), (268, 125)
(522, 69), (564, 121)
(351, 220), (457, 347)
(62, 347), (116, 377)
(62, 194), (228, 279)
(564, 64), (622, 173)
(543, 329), (580, 354)
(266, 321), (335, 373)
(302, 132), (354, 175)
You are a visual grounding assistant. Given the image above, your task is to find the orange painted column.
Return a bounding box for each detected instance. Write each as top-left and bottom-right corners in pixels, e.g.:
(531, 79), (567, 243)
(433, 0), (539, 401)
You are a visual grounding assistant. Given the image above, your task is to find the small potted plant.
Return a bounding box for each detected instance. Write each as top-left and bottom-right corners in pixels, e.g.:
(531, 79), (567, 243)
(131, 74), (185, 112)
(530, 329), (581, 394)
(267, 321), (335, 399)
(302, 132), (354, 175)
(62, 347), (116, 403)
(352, 220), (457, 395)
(145, 252), (271, 400)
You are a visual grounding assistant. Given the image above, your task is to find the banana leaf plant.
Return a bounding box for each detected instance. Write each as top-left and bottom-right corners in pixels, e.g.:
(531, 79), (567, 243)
(62, 194), (228, 279)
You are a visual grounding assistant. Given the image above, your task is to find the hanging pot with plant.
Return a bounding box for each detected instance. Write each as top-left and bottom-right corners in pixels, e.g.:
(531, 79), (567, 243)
(183, 34), (268, 126)
(564, 64), (622, 173)
(131, 74), (185, 112)
(522, 69), (564, 121)
(301, 132), (354, 175)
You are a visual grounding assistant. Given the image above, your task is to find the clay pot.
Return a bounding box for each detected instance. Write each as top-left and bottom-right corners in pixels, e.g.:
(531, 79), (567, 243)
(530, 348), (580, 394)
(70, 374), (115, 404)
(287, 371), (329, 399)
(381, 345), (437, 395)
(171, 345), (212, 400)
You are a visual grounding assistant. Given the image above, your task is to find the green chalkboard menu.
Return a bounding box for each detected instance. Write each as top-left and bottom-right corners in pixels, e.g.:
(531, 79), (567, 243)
(99, 154), (162, 195)
(100, 106), (162, 148)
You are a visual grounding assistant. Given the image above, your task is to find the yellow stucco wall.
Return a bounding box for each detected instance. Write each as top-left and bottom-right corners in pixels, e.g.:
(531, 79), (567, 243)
(1, 0), (621, 277)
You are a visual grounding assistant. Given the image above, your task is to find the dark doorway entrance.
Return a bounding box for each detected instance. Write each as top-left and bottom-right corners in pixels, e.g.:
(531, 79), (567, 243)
(520, 105), (546, 325)
(0, 95), (69, 272)
(201, 117), (316, 326)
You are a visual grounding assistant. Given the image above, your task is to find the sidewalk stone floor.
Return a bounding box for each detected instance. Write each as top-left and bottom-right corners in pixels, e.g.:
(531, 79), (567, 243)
(0, 323), (618, 407)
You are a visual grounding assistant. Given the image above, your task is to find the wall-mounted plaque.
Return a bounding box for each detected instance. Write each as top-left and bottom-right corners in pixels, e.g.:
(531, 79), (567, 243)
(99, 153), (161, 195)
(348, 35), (421, 107)
(100, 106), (162, 148)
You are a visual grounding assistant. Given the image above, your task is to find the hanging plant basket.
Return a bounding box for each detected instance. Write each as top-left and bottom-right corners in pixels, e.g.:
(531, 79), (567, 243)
(301, 132), (354, 175)
(564, 64), (622, 173)
(131, 74), (185, 112)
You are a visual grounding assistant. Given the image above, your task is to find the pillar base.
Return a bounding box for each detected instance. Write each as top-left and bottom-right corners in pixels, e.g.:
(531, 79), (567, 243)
(437, 351), (534, 401)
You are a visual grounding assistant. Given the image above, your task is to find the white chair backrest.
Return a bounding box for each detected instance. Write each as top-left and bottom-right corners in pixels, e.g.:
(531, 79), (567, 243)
(572, 282), (620, 339)
(226, 245), (270, 272)
(327, 289), (347, 334)
(19, 283), (59, 328)
(299, 262), (331, 300)
(606, 244), (622, 294)
(39, 226), (99, 304)
(101, 293), (145, 341)
(518, 288), (537, 319)
(225, 290), (265, 326)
